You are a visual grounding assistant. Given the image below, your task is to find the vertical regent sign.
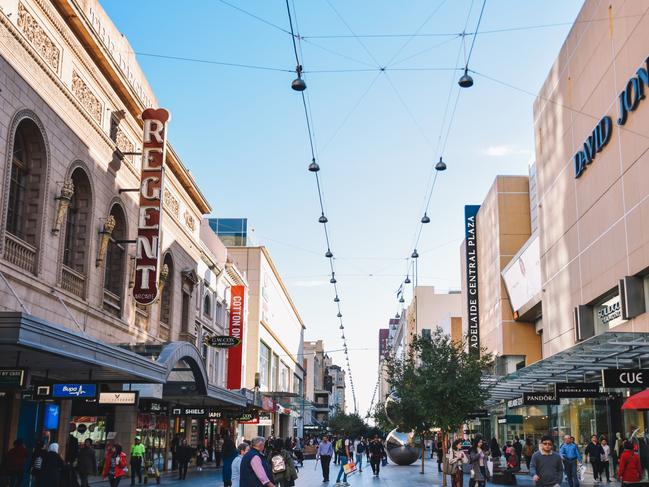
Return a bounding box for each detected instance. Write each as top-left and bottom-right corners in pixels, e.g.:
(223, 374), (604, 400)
(465, 205), (481, 355)
(227, 285), (245, 389)
(133, 108), (170, 305)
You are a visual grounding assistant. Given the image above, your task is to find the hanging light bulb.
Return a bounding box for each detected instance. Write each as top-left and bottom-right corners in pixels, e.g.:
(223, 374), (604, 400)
(319, 214), (328, 223)
(404, 276), (411, 284)
(291, 65), (307, 91)
(458, 67), (474, 88)
(339, 324), (344, 330)
(399, 296), (405, 303)
(435, 156), (447, 171)
(308, 158), (320, 172)
(325, 249), (333, 258)
(421, 213), (430, 224)
(411, 249), (419, 259)
(337, 312), (342, 318)
(334, 295), (340, 303)
(330, 273), (337, 284)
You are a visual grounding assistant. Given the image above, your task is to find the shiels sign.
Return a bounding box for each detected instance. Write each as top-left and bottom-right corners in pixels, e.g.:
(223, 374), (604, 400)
(133, 108), (170, 305)
(574, 56), (649, 178)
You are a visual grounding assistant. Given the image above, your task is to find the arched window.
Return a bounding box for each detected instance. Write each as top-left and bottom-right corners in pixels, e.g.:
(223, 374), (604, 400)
(4, 118), (47, 274)
(61, 167), (92, 298)
(102, 204), (126, 317)
(203, 293), (212, 317)
(159, 253), (174, 327)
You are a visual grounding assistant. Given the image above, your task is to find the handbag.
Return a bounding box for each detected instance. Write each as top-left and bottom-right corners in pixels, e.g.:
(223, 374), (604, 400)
(381, 457), (388, 467)
(343, 461), (357, 476)
(443, 456), (458, 475)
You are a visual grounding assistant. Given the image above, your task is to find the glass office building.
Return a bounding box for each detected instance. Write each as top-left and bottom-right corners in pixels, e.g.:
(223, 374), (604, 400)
(208, 218), (248, 246)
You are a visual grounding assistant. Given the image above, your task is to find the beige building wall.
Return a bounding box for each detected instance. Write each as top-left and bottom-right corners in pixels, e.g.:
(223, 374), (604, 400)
(475, 176), (542, 364)
(405, 286), (462, 345)
(534, 0), (649, 356)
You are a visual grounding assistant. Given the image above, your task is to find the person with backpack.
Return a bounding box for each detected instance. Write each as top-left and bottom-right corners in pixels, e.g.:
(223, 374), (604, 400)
(368, 435), (386, 477)
(268, 439), (297, 487)
(354, 438), (366, 473)
(240, 437), (274, 487)
(335, 433), (351, 486)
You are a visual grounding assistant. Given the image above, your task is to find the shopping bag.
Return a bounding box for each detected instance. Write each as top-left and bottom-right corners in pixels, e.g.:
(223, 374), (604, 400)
(382, 456), (388, 467)
(343, 461), (358, 476)
(487, 460), (494, 477)
(443, 457), (458, 475)
(578, 463), (586, 481)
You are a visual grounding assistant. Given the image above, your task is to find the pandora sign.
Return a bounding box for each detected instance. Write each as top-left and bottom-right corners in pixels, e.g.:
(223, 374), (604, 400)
(133, 108), (170, 305)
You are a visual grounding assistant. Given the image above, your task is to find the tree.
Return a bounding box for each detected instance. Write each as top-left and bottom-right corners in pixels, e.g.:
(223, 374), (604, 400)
(327, 411), (370, 439)
(384, 328), (493, 479)
(371, 401), (393, 434)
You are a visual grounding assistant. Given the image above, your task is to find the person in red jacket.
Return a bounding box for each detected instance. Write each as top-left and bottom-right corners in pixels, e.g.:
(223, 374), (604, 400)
(102, 443), (128, 487)
(618, 441), (642, 485)
(6, 439), (28, 487)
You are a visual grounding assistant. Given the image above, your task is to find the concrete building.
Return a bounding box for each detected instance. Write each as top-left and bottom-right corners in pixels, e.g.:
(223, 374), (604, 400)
(303, 340), (346, 425)
(405, 286), (462, 345)
(226, 246), (305, 439)
(0, 0), (252, 463)
(474, 0), (649, 447)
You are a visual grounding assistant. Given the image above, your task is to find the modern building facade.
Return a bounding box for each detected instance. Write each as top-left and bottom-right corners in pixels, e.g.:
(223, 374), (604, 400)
(468, 0), (649, 448)
(303, 340), (346, 426)
(405, 286), (462, 345)
(226, 246), (305, 439)
(0, 0), (253, 466)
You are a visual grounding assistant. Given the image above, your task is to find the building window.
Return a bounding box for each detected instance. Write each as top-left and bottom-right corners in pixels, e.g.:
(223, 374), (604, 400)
(4, 118), (47, 274)
(271, 353), (279, 392)
(102, 204), (126, 317)
(280, 363), (289, 392)
(259, 342), (271, 391)
(159, 254), (174, 327)
(60, 168), (92, 298)
(203, 293), (212, 318)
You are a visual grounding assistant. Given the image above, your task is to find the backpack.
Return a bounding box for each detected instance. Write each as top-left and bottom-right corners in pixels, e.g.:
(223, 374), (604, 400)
(356, 443), (366, 454)
(335, 439), (345, 455)
(271, 453), (286, 474)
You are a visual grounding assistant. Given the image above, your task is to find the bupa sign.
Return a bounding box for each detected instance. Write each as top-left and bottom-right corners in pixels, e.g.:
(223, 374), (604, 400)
(133, 108), (170, 305)
(574, 55), (649, 178)
(52, 384), (97, 398)
(602, 369), (649, 388)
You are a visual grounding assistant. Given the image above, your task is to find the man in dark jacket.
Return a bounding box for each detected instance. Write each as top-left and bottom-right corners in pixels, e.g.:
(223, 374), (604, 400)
(240, 437), (274, 487)
(176, 440), (193, 480)
(585, 435), (604, 482)
(76, 439), (96, 487)
(368, 435), (386, 477)
(6, 439), (28, 487)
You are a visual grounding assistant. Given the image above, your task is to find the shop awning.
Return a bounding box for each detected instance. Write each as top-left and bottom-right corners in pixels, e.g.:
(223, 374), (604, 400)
(0, 312), (167, 383)
(484, 331), (649, 405)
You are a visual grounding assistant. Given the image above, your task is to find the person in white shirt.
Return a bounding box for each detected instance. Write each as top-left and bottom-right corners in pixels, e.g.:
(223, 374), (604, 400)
(231, 443), (250, 487)
(600, 438), (611, 483)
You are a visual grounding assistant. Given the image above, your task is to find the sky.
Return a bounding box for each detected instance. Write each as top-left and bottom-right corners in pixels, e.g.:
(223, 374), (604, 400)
(101, 0), (584, 417)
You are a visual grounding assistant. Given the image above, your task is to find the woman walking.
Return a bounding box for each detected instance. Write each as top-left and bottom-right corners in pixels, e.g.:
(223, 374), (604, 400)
(449, 439), (468, 487)
(40, 443), (64, 487)
(222, 432), (238, 487)
(469, 438), (490, 487)
(618, 441), (641, 485)
(522, 438), (534, 470)
(268, 438), (298, 487)
(101, 443), (128, 487)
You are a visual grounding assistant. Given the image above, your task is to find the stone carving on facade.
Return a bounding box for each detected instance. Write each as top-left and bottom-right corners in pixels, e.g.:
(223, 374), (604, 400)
(115, 126), (134, 161)
(71, 70), (102, 123)
(183, 211), (195, 232)
(17, 2), (60, 72)
(163, 188), (180, 218)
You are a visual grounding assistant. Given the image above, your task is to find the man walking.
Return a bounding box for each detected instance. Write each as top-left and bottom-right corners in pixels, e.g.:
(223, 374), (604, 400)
(317, 436), (334, 482)
(585, 435), (604, 483)
(77, 438), (97, 487)
(130, 436), (145, 485)
(530, 435), (564, 487)
(560, 434), (582, 487)
(335, 433), (351, 486)
(240, 437), (275, 487)
(368, 435), (386, 477)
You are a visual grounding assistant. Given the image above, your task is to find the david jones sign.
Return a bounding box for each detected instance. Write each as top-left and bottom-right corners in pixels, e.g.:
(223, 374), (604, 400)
(574, 56), (649, 178)
(133, 108), (170, 305)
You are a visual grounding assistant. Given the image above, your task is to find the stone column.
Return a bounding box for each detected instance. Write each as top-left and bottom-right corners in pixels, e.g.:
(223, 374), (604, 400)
(114, 405), (138, 454)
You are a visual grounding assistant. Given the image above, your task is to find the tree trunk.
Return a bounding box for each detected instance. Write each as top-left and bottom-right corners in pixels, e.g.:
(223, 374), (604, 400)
(421, 434), (425, 474)
(442, 431), (448, 487)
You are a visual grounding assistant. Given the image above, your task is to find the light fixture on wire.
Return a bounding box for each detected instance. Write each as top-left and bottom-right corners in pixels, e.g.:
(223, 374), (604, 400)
(308, 158), (320, 172)
(435, 156), (447, 171)
(334, 295), (340, 303)
(319, 213), (328, 223)
(330, 273), (337, 284)
(404, 276), (411, 284)
(458, 68), (474, 88)
(399, 296), (405, 304)
(325, 249), (333, 258)
(291, 64), (307, 91)
(421, 214), (430, 224)
(337, 312), (342, 318)
(339, 324), (344, 330)
(411, 249), (419, 259)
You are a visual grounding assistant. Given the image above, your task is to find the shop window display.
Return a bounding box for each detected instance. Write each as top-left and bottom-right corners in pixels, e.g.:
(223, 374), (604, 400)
(70, 416), (107, 446)
(137, 413), (168, 471)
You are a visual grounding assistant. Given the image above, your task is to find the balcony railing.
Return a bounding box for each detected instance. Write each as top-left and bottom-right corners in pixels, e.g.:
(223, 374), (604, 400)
(102, 289), (121, 317)
(4, 233), (36, 273)
(61, 264), (85, 298)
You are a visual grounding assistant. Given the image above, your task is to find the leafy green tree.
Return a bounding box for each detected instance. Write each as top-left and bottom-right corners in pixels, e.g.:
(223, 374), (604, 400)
(327, 411), (369, 439)
(371, 401), (393, 434)
(384, 328), (493, 479)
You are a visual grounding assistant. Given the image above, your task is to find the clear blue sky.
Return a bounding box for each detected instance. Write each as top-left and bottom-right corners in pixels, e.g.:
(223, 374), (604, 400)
(102, 0), (583, 416)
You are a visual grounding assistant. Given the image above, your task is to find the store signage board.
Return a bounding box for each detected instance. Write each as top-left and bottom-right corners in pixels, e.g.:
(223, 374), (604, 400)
(43, 404), (60, 430)
(183, 408), (206, 416)
(467, 409), (489, 418)
(602, 368), (649, 388)
(594, 295), (627, 330)
(236, 412), (258, 423)
(52, 384), (97, 398)
(227, 285), (245, 389)
(574, 55), (649, 178)
(0, 368), (26, 388)
(464, 205), (481, 355)
(99, 392), (138, 405)
(523, 392), (558, 405)
(133, 108), (170, 305)
(507, 397), (524, 409)
(555, 382), (601, 398)
(203, 335), (241, 348)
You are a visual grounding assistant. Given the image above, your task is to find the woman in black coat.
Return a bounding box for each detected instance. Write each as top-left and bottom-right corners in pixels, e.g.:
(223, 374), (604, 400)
(41, 443), (64, 487)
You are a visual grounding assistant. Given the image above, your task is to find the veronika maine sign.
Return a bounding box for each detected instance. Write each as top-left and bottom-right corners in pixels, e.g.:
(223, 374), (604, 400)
(133, 108), (170, 305)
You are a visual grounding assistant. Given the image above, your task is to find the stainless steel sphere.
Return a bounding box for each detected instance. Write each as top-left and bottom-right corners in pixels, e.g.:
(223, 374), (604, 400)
(385, 428), (423, 466)
(384, 392), (402, 425)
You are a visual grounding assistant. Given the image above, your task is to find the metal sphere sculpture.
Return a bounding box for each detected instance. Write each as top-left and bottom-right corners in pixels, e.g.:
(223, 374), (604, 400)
(386, 428), (423, 466)
(382, 393), (423, 466)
